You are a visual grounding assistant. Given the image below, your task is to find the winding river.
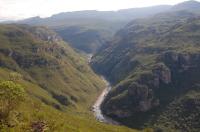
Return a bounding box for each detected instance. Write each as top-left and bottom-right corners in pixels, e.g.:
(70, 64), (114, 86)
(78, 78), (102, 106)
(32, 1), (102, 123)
(87, 54), (119, 125)
(92, 77), (119, 125)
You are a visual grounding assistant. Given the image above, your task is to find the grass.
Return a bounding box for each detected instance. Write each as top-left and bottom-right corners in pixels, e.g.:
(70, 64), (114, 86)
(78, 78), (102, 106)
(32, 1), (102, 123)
(0, 24), (142, 131)
(0, 67), (140, 132)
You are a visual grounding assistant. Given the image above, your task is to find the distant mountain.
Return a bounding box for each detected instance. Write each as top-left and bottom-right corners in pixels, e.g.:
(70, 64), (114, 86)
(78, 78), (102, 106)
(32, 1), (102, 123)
(18, 16), (42, 25)
(14, 1), (200, 54)
(19, 5), (171, 26)
(16, 5), (171, 53)
(172, 0), (200, 11)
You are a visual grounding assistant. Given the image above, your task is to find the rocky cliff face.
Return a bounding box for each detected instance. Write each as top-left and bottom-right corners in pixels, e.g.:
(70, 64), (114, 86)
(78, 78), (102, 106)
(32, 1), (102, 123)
(161, 52), (200, 72)
(92, 14), (200, 130)
(0, 27), (65, 68)
(103, 52), (200, 117)
(102, 62), (172, 118)
(101, 51), (200, 129)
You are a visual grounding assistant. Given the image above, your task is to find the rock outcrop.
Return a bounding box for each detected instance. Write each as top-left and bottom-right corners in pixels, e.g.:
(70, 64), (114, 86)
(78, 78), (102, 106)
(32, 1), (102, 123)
(102, 52), (200, 122)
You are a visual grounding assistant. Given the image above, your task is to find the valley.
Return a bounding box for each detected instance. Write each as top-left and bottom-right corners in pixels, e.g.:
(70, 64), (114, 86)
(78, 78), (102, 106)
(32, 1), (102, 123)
(0, 24), (137, 132)
(87, 54), (119, 125)
(93, 76), (119, 125)
(1, 0), (200, 132)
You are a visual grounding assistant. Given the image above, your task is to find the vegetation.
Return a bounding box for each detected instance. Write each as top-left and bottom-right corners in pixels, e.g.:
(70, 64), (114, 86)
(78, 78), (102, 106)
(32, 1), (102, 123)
(91, 5), (200, 131)
(0, 24), (139, 131)
(55, 26), (112, 53)
(153, 89), (200, 132)
(18, 6), (172, 53)
(1, 1), (200, 131)
(17, 1), (200, 54)
(0, 24), (105, 111)
(0, 81), (25, 127)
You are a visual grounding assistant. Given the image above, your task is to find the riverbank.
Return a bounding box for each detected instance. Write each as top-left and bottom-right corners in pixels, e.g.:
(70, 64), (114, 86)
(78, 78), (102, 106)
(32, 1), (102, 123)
(92, 76), (120, 125)
(87, 54), (119, 125)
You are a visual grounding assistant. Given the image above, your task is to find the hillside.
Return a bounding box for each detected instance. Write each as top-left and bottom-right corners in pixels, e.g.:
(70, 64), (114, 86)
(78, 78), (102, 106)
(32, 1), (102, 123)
(16, 5), (171, 53)
(16, 1), (200, 54)
(1, 1), (200, 131)
(0, 24), (105, 110)
(91, 9), (200, 131)
(54, 25), (113, 53)
(0, 24), (140, 131)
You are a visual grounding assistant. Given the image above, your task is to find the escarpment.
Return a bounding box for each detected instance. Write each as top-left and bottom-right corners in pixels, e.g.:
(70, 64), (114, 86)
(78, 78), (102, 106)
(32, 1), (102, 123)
(92, 13), (200, 130)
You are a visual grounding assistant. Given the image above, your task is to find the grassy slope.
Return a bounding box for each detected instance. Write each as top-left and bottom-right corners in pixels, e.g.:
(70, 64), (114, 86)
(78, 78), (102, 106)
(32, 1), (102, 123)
(0, 24), (139, 131)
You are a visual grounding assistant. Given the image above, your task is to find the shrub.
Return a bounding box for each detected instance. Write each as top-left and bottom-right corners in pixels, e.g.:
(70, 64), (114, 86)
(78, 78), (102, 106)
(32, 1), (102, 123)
(0, 81), (25, 122)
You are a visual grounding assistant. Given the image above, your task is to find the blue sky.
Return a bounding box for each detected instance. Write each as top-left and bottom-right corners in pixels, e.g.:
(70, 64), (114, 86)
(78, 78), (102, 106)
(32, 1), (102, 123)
(0, 0), (198, 21)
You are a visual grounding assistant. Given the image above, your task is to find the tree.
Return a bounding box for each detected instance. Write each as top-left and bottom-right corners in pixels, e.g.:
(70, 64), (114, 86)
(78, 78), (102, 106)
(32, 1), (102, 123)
(0, 81), (25, 121)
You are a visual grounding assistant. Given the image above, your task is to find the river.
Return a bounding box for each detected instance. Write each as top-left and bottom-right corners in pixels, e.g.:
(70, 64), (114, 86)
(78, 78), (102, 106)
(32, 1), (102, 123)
(92, 77), (119, 125)
(87, 54), (119, 125)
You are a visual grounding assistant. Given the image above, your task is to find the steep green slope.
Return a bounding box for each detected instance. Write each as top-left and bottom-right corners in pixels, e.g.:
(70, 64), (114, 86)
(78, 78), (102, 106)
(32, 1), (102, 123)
(0, 24), (141, 131)
(0, 24), (105, 111)
(91, 10), (200, 131)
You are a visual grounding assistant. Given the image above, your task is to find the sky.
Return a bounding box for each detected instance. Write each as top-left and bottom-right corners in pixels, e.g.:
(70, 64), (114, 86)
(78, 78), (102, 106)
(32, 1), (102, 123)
(0, 0), (198, 21)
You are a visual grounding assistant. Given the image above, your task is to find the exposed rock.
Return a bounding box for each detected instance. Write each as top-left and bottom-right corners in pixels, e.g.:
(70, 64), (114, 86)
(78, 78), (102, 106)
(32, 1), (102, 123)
(161, 52), (200, 71)
(103, 82), (159, 118)
(112, 110), (132, 118)
(30, 27), (62, 43)
(153, 63), (171, 84)
(139, 99), (153, 112)
(102, 51), (200, 126)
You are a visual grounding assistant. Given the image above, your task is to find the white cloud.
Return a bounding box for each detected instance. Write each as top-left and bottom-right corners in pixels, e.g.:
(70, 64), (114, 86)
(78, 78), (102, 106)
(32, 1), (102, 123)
(0, 0), (198, 20)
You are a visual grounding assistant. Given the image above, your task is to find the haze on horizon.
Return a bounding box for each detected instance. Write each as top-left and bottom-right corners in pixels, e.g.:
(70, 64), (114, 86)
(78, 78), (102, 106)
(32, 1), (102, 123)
(0, 0), (199, 21)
